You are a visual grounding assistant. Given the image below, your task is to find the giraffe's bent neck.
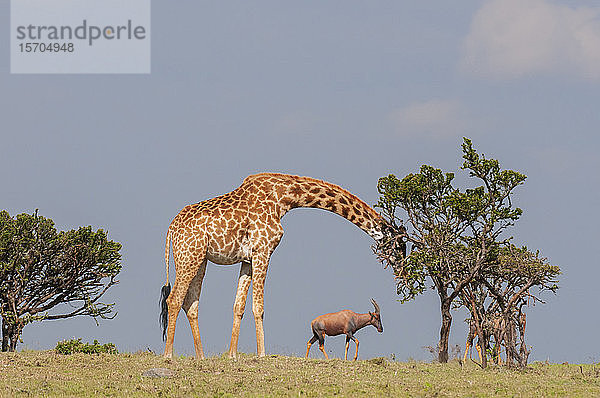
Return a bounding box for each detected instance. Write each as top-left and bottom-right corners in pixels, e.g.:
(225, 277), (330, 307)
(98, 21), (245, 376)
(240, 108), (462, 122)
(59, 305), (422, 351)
(246, 173), (386, 240)
(164, 172), (388, 360)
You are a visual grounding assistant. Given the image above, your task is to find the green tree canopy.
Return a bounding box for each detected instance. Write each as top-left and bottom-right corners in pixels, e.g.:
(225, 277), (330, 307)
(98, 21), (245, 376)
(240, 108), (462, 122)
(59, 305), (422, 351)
(375, 138), (542, 364)
(0, 210), (122, 352)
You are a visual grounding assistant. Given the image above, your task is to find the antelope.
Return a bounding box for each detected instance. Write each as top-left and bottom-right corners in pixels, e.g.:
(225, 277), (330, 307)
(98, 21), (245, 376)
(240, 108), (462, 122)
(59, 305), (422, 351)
(305, 299), (383, 361)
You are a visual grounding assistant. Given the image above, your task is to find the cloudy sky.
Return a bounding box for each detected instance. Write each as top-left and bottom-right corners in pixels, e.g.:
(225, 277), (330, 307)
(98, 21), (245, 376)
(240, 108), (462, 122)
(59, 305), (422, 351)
(1, 1), (599, 362)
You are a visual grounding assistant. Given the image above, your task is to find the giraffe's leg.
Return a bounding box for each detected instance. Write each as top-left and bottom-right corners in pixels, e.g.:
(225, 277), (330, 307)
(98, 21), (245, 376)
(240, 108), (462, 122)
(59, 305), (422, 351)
(228, 261), (252, 359)
(306, 335), (318, 358)
(251, 253), (270, 357)
(497, 345), (503, 365)
(475, 341), (483, 363)
(164, 252), (206, 359)
(464, 339), (471, 363)
(182, 260), (207, 360)
(163, 278), (192, 359)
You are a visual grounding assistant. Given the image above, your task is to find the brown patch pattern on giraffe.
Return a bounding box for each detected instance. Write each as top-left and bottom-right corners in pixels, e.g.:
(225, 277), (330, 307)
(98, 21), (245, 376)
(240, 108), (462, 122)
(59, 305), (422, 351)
(162, 173), (385, 360)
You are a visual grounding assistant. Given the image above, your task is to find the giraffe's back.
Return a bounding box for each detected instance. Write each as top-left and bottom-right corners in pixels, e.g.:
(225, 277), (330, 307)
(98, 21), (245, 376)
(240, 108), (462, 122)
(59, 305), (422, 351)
(168, 172), (376, 267)
(170, 183), (278, 266)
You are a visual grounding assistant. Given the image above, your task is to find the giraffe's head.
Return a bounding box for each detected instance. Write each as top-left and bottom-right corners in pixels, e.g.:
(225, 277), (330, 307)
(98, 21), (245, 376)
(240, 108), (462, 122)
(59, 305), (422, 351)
(367, 217), (394, 241)
(367, 225), (385, 241)
(372, 220), (407, 269)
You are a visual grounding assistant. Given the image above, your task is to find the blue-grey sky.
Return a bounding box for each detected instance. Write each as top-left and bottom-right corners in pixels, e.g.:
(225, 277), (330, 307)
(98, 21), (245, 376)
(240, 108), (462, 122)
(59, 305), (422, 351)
(1, 1), (599, 362)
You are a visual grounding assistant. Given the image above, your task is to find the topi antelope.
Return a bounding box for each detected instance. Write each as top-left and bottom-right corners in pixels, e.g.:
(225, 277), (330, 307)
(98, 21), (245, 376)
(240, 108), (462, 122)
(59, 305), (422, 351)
(305, 299), (383, 361)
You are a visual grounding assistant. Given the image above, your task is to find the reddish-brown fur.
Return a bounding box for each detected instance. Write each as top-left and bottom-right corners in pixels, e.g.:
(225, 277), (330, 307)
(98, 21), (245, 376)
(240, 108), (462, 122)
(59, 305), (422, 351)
(305, 299), (383, 360)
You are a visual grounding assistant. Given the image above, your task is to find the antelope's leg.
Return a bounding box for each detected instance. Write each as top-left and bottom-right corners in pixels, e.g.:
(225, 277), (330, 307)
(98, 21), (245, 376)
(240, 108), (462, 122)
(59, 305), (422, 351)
(229, 261), (252, 359)
(318, 343), (329, 360)
(306, 335), (318, 358)
(182, 260), (208, 360)
(349, 335), (360, 361)
(344, 336), (350, 361)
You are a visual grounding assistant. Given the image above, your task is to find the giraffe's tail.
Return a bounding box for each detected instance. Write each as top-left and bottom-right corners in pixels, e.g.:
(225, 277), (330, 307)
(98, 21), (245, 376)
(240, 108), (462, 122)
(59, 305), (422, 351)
(159, 227), (172, 341)
(164, 226), (172, 286)
(159, 284), (171, 341)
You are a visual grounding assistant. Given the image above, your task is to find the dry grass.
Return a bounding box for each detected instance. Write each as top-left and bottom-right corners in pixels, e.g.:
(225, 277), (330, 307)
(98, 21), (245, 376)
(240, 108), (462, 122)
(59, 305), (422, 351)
(1, 351), (599, 397)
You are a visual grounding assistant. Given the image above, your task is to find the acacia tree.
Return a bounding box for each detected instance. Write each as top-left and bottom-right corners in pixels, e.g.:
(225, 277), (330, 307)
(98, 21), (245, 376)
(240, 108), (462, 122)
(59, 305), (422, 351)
(376, 138), (527, 363)
(461, 245), (559, 368)
(0, 210), (121, 352)
(377, 166), (469, 363)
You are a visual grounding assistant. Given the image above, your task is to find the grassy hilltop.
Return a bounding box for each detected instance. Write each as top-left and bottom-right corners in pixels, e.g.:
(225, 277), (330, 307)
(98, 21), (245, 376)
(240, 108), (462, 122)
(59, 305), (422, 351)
(1, 351), (599, 397)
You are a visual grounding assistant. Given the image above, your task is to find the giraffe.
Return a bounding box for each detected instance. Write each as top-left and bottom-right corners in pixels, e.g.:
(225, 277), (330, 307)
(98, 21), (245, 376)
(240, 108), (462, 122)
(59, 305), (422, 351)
(463, 317), (483, 364)
(160, 172), (395, 359)
(464, 314), (507, 365)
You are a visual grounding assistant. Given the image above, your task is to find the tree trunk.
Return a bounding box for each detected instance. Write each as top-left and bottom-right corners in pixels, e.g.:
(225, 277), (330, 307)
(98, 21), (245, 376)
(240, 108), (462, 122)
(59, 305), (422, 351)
(1, 317), (9, 352)
(503, 314), (514, 367)
(2, 318), (23, 352)
(438, 299), (452, 363)
(518, 319), (529, 368)
(9, 335), (17, 352)
(8, 325), (22, 352)
(518, 341), (529, 368)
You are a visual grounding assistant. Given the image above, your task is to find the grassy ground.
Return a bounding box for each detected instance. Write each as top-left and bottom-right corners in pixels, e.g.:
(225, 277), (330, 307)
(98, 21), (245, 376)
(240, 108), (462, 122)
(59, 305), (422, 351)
(1, 351), (599, 397)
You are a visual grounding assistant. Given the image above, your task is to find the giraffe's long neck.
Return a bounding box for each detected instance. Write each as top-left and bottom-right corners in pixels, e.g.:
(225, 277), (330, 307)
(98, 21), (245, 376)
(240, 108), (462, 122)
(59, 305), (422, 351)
(271, 174), (385, 240)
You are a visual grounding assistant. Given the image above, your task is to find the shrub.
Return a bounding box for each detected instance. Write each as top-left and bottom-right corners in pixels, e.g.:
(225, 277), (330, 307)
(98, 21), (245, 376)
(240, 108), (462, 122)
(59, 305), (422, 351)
(55, 338), (118, 355)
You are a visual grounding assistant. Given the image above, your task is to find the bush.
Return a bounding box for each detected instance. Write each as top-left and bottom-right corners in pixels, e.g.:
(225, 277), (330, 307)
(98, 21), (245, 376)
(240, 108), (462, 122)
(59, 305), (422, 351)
(55, 338), (118, 355)
(0, 210), (121, 352)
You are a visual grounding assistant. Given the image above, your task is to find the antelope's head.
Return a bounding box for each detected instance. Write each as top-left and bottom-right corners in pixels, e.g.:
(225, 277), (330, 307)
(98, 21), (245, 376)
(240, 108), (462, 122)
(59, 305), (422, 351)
(369, 298), (383, 333)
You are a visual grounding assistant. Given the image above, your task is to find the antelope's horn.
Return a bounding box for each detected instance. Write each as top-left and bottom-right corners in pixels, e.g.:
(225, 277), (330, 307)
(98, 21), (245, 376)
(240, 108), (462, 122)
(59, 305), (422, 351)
(371, 298), (380, 314)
